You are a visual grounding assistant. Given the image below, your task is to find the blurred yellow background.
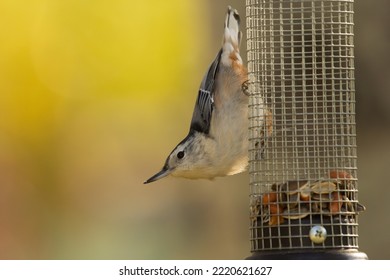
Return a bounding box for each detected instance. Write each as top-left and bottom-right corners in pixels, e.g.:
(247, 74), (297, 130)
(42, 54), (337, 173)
(0, 0), (389, 259)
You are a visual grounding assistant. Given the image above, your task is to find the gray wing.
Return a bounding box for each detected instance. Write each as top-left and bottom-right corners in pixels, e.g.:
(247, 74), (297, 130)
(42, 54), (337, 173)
(189, 49), (222, 134)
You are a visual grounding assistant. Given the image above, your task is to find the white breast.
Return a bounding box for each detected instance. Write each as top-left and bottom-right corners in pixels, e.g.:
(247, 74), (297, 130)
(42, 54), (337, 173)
(207, 67), (250, 176)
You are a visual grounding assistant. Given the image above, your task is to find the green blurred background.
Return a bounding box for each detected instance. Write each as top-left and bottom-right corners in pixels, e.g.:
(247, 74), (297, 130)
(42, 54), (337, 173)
(0, 0), (389, 259)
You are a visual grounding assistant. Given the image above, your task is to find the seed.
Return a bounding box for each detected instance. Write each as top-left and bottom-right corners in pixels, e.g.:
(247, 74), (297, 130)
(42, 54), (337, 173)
(282, 206), (309, 219)
(356, 202), (366, 213)
(269, 204), (282, 214)
(299, 184), (312, 200)
(329, 170), (353, 180)
(269, 215), (284, 226)
(262, 192), (277, 204)
(329, 170), (355, 190)
(330, 192), (342, 213)
(311, 181), (337, 194)
(311, 193), (333, 202)
(280, 180), (309, 195)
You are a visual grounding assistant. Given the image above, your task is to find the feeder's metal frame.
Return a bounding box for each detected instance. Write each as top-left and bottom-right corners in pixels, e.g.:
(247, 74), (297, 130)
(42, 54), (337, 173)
(246, 0), (367, 259)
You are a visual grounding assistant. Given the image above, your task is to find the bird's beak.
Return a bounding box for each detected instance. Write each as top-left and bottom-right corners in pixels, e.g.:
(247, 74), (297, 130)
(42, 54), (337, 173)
(144, 165), (171, 184)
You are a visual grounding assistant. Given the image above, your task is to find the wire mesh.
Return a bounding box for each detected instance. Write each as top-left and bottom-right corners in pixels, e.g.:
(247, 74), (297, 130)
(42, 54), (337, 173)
(246, 0), (363, 251)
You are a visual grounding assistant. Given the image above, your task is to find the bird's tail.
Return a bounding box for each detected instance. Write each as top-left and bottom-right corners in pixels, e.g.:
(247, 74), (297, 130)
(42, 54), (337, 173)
(221, 6), (245, 79)
(223, 6), (242, 52)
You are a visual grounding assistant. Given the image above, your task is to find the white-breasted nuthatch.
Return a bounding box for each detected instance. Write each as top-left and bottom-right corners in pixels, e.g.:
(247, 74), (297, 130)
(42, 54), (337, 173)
(144, 7), (270, 184)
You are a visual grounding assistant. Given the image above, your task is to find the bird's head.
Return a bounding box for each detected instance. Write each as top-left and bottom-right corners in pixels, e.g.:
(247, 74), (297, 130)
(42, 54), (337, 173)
(144, 134), (209, 184)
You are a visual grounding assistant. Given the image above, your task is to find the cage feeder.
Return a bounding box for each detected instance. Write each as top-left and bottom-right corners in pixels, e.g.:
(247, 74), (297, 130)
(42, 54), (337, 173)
(246, 0), (367, 259)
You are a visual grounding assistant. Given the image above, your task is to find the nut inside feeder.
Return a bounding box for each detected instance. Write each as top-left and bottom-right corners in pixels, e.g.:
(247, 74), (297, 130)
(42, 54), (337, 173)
(246, 0), (367, 259)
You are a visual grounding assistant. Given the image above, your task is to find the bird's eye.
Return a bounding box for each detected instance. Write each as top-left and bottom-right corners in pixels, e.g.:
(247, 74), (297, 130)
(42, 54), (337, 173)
(177, 151), (185, 159)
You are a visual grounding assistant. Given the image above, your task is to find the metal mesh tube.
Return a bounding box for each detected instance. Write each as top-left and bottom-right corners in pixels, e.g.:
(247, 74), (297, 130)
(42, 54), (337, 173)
(247, 0), (363, 252)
